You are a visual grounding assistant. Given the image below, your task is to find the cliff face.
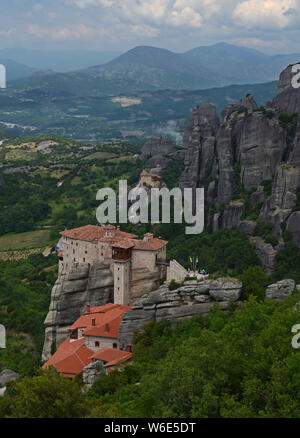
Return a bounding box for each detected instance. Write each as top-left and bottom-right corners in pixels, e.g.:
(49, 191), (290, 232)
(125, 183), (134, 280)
(42, 262), (113, 362)
(180, 64), (300, 274)
(118, 277), (243, 349)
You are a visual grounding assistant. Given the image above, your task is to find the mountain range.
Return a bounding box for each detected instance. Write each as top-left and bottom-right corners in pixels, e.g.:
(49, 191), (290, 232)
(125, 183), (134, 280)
(3, 42), (300, 92)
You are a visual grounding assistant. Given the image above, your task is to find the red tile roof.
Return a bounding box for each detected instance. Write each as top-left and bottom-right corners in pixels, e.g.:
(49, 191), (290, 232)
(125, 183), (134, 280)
(112, 237), (167, 252)
(131, 237), (168, 251)
(90, 348), (132, 367)
(112, 241), (135, 250)
(42, 337), (93, 378)
(68, 304), (131, 339)
(60, 225), (137, 243)
(43, 303), (133, 378)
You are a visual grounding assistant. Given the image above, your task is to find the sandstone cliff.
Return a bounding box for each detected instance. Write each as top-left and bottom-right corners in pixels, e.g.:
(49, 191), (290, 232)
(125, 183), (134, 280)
(180, 64), (300, 273)
(42, 262), (114, 362)
(118, 278), (242, 349)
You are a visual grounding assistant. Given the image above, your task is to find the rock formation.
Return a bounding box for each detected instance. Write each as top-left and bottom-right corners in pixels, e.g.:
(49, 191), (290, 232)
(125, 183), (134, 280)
(42, 262), (114, 362)
(0, 369), (19, 387)
(118, 278), (242, 349)
(266, 279), (296, 301)
(179, 64), (300, 273)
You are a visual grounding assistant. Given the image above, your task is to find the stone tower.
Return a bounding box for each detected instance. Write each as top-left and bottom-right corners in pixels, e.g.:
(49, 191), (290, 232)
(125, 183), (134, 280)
(112, 242), (133, 306)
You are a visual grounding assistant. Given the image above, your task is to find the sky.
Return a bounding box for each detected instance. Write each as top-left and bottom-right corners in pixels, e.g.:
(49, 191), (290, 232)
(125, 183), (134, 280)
(1, 0), (300, 54)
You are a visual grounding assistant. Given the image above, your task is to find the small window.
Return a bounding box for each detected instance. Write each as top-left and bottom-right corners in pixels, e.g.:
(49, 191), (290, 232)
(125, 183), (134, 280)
(113, 343), (118, 349)
(83, 258), (85, 262)
(95, 341), (100, 347)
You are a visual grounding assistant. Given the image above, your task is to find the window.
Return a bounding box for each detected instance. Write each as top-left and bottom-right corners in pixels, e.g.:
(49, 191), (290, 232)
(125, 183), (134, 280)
(83, 258), (85, 262)
(113, 343), (118, 349)
(95, 341), (100, 347)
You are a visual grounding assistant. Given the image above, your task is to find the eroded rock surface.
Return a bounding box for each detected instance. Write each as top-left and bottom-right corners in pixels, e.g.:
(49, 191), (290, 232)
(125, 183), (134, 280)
(42, 262), (113, 362)
(118, 278), (242, 349)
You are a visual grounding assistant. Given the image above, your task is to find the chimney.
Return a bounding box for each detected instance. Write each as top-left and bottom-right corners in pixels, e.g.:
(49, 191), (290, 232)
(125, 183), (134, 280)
(143, 233), (154, 242)
(86, 304), (91, 313)
(92, 318), (96, 327)
(105, 323), (109, 332)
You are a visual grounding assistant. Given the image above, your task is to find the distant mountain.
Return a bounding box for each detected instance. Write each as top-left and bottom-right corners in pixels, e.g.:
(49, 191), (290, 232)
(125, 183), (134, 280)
(87, 46), (230, 89)
(6, 43), (300, 97)
(0, 49), (121, 73)
(0, 58), (37, 81)
(81, 43), (300, 90)
(183, 43), (300, 83)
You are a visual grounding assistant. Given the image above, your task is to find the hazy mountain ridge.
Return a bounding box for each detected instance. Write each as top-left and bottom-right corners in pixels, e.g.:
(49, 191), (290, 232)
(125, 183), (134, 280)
(4, 42), (300, 92)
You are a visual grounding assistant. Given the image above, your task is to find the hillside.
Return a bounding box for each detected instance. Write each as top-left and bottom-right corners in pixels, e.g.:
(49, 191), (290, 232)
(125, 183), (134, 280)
(0, 59), (37, 81)
(0, 79), (278, 141)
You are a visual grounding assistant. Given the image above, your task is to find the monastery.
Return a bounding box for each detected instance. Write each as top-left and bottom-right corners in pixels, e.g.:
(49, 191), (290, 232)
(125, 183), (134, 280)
(58, 224), (168, 305)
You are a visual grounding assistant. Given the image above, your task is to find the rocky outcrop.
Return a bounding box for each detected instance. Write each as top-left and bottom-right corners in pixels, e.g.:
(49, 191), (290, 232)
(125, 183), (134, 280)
(179, 66), (300, 274)
(42, 262), (113, 362)
(142, 136), (176, 160)
(252, 237), (278, 276)
(266, 279), (296, 301)
(209, 277), (242, 302)
(118, 278), (242, 349)
(180, 103), (219, 190)
(286, 211), (300, 249)
(82, 361), (104, 391)
(271, 63), (300, 113)
(0, 369), (19, 387)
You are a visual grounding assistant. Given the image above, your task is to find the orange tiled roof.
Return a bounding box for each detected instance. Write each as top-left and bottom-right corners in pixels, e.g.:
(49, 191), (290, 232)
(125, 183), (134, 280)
(60, 225), (137, 243)
(42, 337), (93, 378)
(68, 304), (132, 338)
(90, 348), (132, 367)
(131, 237), (168, 251)
(84, 315), (123, 338)
(112, 241), (135, 250)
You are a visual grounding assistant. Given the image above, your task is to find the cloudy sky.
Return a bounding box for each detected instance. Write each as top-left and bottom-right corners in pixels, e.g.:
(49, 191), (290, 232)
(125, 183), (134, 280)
(1, 0), (300, 53)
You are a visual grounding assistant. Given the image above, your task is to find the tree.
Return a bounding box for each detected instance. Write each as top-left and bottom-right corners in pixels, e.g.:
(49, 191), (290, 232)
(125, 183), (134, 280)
(0, 367), (91, 418)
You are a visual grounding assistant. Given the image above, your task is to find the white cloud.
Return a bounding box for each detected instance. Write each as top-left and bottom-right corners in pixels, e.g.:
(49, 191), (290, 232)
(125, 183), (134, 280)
(27, 24), (110, 40)
(170, 6), (202, 27)
(233, 0), (298, 30)
(129, 24), (159, 37)
(0, 28), (16, 37)
(67, 0), (204, 28)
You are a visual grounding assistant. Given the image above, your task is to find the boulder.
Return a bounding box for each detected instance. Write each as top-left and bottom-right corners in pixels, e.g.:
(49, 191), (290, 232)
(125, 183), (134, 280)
(0, 369), (19, 387)
(82, 361), (104, 391)
(209, 278), (242, 302)
(266, 279), (296, 301)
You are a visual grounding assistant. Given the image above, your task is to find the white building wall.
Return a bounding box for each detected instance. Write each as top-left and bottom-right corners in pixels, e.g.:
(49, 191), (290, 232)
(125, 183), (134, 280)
(85, 335), (119, 352)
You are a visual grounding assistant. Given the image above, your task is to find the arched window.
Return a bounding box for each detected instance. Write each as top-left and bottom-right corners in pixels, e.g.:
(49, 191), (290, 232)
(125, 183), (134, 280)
(95, 341), (100, 348)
